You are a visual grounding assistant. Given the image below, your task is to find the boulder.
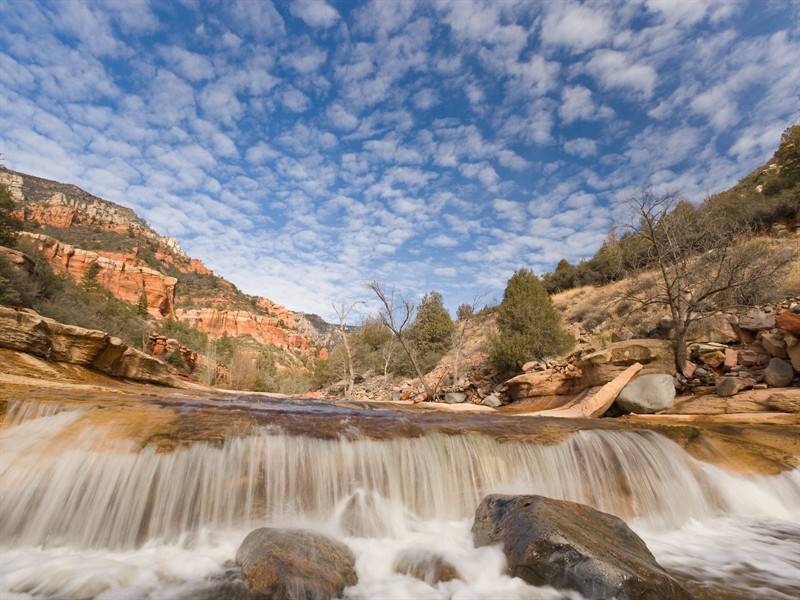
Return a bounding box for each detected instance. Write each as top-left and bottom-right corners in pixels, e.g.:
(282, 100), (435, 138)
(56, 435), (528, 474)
(686, 314), (738, 344)
(759, 331), (787, 358)
(393, 549), (461, 585)
(617, 374), (676, 413)
(443, 392), (467, 404)
(506, 369), (583, 401)
(481, 394), (502, 408)
(716, 377), (755, 397)
(235, 528), (357, 600)
(764, 358), (794, 388)
(739, 347), (770, 368)
(578, 339), (674, 387)
(697, 348), (725, 368)
(739, 310), (776, 331)
(776, 310), (800, 335)
(787, 342), (800, 372)
(472, 495), (690, 600)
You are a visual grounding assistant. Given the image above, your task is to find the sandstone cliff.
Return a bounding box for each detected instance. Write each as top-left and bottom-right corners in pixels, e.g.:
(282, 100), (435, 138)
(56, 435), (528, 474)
(22, 232), (177, 317)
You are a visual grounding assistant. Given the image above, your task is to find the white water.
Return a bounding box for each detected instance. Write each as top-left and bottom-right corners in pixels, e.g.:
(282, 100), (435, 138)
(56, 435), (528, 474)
(1, 401), (799, 599)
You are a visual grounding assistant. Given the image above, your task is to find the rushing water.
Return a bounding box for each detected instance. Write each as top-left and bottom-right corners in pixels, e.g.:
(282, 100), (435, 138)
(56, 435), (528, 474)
(1, 400), (799, 599)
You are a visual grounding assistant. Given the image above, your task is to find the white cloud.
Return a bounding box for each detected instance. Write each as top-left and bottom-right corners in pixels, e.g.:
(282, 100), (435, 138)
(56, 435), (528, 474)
(412, 88), (438, 110)
(280, 86), (311, 112)
(563, 138), (598, 158)
(585, 50), (657, 98)
(290, 0), (340, 28)
(541, 3), (612, 51)
(159, 46), (214, 82)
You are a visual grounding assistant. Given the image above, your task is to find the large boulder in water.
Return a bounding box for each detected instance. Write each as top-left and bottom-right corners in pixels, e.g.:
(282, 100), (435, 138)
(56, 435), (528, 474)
(393, 549), (461, 585)
(471, 495), (690, 600)
(235, 528), (357, 600)
(616, 374), (676, 413)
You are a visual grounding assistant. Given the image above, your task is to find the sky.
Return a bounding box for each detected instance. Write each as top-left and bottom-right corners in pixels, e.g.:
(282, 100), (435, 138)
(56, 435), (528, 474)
(1, 0), (799, 319)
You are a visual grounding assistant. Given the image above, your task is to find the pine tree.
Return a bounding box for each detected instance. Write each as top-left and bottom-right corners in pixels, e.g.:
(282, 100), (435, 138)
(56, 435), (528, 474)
(490, 269), (573, 374)
(0, 185), (23, 248)
(137, 288), (149, 317)
(411, 291), (454, 373)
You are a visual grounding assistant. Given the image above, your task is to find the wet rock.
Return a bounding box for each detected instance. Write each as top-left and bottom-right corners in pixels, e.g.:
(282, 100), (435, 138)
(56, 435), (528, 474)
(235, 528), (357, 600)
(393, 549), (461, 585)
(776, 310), (800, 335)
(444, 392), (467, 404)
(716, 377), (755, 397)
(764, 358), (794, 388)
(481, 394), (502, 408)
(617, 374), (676, 413)
(472, 495), (690, 600)
(686, 314), (738, 344)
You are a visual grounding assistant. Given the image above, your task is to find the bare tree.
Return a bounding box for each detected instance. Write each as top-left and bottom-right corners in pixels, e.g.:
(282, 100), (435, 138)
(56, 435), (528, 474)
(621, 189), (795, 371)
(452, 296), (483, 384)
(380, 335), (396, 387)
(368, 281), (433, 402)
(332, 301), (363, 400)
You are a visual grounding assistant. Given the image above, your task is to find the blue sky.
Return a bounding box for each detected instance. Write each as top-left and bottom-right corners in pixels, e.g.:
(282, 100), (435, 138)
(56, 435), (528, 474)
(1, 0), (799, 318)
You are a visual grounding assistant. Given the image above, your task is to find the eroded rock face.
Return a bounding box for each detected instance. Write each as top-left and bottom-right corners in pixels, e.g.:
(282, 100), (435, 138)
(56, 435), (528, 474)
(175, 308), (312, 354)
(22, 232), (176, 318)
(0, 306), (174, 385)
(235, 528), (357, 600)
(686, 314), (738, 344)
(617, 374), (676, 414)
(471, 494), (691, 600)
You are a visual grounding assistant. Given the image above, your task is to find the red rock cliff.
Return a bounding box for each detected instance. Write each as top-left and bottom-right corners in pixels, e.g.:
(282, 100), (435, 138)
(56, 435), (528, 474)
(23, 233), (177, 318)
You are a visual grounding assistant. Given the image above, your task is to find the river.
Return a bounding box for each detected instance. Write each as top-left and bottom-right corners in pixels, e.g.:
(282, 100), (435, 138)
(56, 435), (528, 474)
(0, 399), (798, 599)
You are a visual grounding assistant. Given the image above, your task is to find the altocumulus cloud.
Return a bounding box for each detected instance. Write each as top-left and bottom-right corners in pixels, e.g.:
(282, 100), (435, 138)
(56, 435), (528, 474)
(0, 0), (799, 318)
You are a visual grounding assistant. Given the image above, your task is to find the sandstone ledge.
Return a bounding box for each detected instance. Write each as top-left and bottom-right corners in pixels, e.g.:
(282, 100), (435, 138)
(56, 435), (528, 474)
(0, 306), (174, 385)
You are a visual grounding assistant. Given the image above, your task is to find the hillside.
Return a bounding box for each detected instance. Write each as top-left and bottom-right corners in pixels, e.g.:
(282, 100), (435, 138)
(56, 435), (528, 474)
(0, 167), (334, 391)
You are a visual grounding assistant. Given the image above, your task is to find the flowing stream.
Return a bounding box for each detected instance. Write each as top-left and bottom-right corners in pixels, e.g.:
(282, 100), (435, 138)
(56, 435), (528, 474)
(1, 400), (799, 599)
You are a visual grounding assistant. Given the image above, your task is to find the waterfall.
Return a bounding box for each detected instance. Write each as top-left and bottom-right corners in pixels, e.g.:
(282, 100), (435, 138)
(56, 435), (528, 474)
(2, 400), (799, 552)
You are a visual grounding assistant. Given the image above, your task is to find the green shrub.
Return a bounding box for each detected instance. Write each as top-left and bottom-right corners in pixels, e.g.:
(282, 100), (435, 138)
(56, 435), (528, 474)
(408, 291), (454, 374)
(166, 349), (187, 371)
(489, 269), (573, 374)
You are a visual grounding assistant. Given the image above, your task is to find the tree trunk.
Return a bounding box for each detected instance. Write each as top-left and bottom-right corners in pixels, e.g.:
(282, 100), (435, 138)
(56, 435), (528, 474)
(673, 322), (687, 375)
(398, 335), (433, 401)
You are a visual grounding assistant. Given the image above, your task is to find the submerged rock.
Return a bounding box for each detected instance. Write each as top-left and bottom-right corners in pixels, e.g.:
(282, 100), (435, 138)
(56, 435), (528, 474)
(471, 494), (691, 600)
(235, 528), (357, 600)
(393, 549), (461, 585)
(617, 374), (676, 413)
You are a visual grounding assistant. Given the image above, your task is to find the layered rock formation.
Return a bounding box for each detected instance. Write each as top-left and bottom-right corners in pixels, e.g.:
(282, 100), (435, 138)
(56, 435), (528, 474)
(22, 232), (177, 317)
(175, 307), (312, 353)
(0, 306), (173, 385)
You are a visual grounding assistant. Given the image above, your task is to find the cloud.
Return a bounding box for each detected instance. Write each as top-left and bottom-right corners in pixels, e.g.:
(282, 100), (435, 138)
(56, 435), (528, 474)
(280, 86), (311, 112)
(541, 3), (612, 51)
(563, 137), (598, 157)
(159, 46), (214, 82)
(290, 0), (340, 28)
(326, 102), (359, 130)
(584, 50), (657, 98)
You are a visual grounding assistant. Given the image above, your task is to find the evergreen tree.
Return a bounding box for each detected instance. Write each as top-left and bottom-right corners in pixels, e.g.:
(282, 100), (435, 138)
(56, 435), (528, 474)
(0, 185), (23, 248)
(411, 291), (454, 373)
(490, 269), (573, 374)
(137, 288), (149, 317)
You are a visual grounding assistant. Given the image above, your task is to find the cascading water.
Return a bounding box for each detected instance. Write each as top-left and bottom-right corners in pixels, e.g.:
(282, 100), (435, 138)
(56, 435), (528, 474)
(1, 399), (799, 599)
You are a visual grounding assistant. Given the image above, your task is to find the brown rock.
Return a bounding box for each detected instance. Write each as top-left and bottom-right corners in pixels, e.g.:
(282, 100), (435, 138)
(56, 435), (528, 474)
(686, 313), (738, 344)
(764, 358), (794, 388)
(235, 528), (357, 600)
(393, 549), (461, 584)
(0, 245), (34, 273)
(759, 331), (787, 358)
(472, 495), (690, 600)
(787, 342), (800, 372)
(682, 360), (697, 378)
(739, 347), (770, 368)
(578, 339), (674, 387)
(739, 310), (776, 331)
(724, 348), (738, 370)
(776, 310), (800, 335)
(716, 377), (755, 397)
(698, 349), (725, 368)
(506, 369), (583, 401)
